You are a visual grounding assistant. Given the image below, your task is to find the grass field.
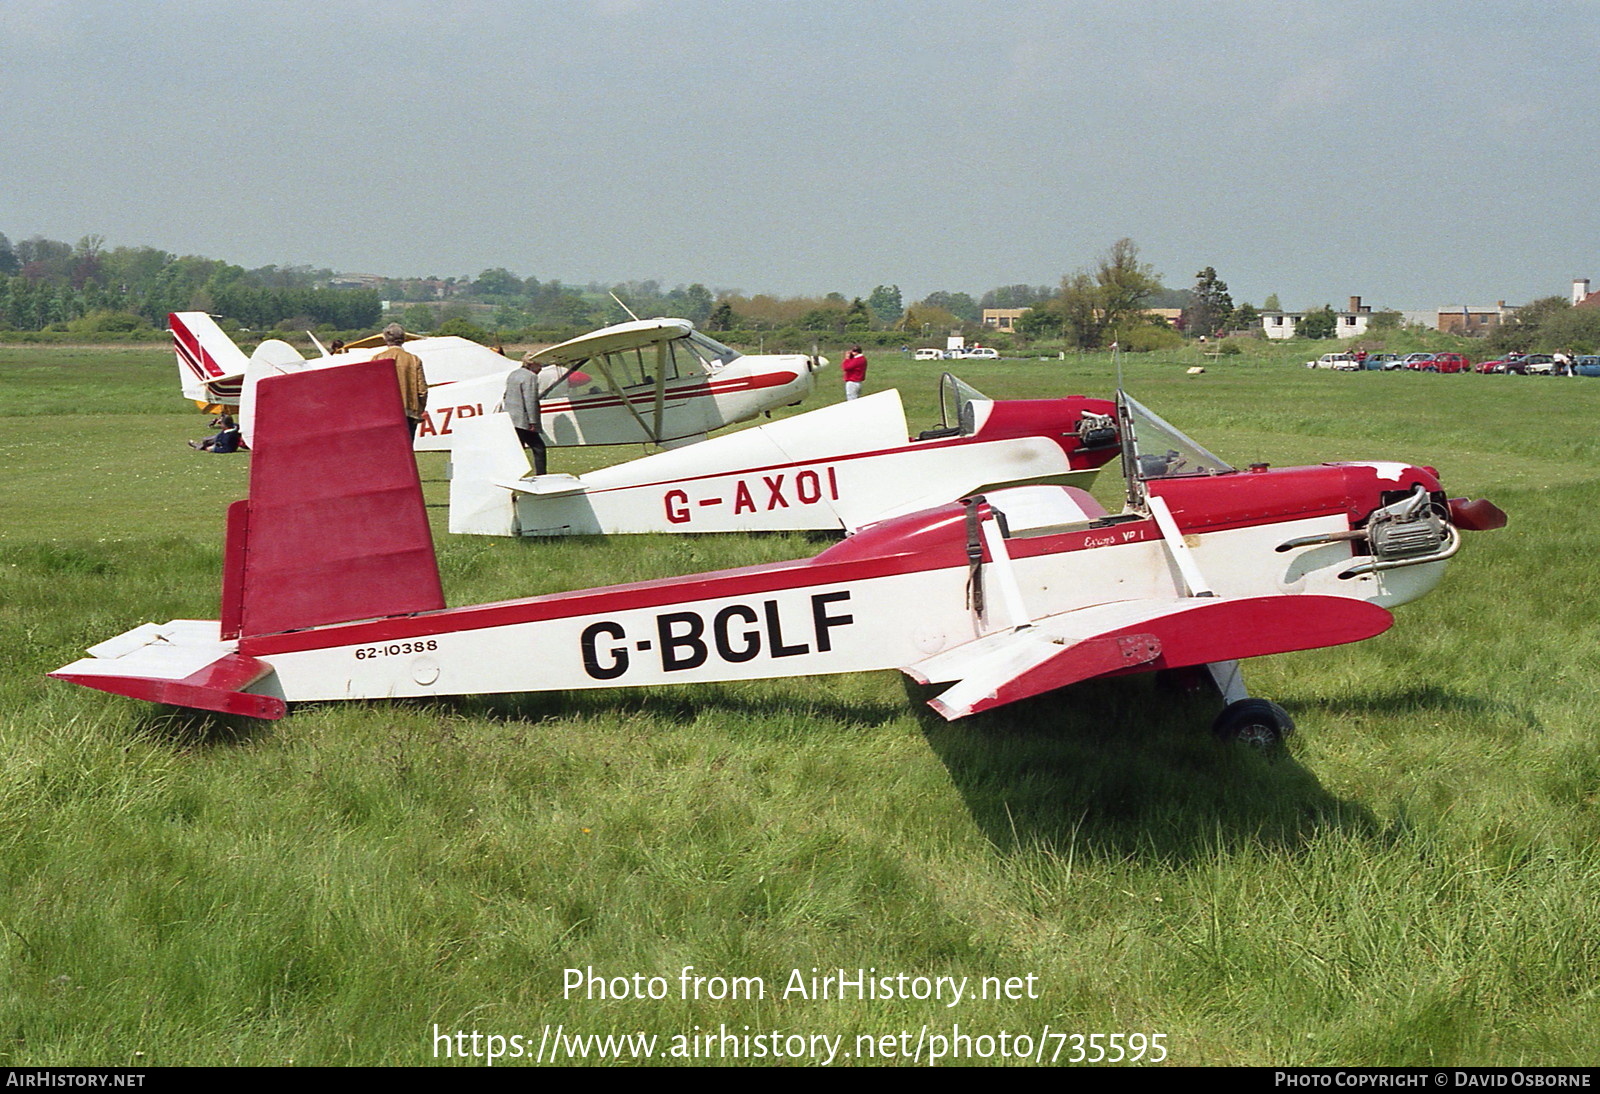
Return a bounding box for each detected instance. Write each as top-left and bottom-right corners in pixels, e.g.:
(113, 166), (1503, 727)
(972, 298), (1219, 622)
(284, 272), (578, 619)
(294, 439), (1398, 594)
(2, 343), (1598, 1067)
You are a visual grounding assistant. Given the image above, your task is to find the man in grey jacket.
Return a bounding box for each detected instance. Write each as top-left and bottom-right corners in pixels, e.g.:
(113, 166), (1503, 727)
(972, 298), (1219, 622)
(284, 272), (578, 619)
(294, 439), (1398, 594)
(504, 352), (549, 475)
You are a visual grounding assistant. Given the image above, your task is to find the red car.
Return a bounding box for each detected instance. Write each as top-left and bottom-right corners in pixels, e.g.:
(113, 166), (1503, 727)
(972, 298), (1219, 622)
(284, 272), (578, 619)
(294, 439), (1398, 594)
(1426, 353), (1473, 374)
(1404, 352), (1471, 373)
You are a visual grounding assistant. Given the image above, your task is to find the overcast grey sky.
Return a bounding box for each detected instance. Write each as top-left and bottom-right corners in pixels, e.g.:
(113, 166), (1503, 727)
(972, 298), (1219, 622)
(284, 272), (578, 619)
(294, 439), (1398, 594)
(3, 0), (1596, 311)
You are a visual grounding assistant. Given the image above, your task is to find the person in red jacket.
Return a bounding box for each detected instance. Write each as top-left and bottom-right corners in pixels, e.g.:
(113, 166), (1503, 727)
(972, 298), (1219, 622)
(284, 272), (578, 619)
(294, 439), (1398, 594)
(841, 345), (868, 401)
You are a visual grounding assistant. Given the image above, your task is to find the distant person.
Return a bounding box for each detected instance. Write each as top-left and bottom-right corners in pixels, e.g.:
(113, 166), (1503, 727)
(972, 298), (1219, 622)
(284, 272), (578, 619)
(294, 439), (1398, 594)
(369, 323), (428, 438)
(841, 345), (868, 401)
(329, 339), (346, 354)
(504, 352), (550, 475)
(188, 414), (241, 454)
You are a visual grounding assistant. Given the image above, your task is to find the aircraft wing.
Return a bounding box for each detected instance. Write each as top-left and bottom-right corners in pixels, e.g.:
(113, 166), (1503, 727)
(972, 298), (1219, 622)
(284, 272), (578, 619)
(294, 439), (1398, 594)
(531, 318), (695, 367)
(904, 594), (1394, 720)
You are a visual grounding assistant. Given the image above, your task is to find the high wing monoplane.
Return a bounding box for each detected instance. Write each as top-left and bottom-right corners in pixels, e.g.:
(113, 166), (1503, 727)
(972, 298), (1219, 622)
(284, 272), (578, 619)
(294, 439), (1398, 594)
(170, 311), (823, 452)
(447, 373), (1121, 536)
(56, 358), (1506, 744)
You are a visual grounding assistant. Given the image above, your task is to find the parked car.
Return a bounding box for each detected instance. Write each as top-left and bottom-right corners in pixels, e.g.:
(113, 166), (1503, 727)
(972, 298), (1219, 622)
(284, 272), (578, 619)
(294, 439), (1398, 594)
(1306, 352), (1359, 370)
(1476, 357), (1509, 374)
(1503, 354), (1554, 375)
(1575, 356), (1600, 377)
(1426, 353), (1473, 373)
(948, 347), (1000, 360)
(1364, 353), (1401, 370)
(913, 348), (944, 361)
(1399, 353), (1439, 370)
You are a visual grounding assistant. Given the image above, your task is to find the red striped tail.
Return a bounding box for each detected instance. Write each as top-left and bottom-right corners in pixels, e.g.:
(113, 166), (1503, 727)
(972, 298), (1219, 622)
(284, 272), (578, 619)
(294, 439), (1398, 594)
(170, 311), (248, 405)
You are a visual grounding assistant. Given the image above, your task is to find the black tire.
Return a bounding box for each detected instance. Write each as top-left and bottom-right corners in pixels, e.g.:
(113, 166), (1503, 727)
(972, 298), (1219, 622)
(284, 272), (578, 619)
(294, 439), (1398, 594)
(1211, 698), (1295, 749)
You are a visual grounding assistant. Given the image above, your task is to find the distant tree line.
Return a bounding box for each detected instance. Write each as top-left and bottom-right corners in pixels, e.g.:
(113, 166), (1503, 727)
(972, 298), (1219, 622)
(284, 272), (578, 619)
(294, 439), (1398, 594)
(0, 232), (379, 334)
(3, 228), (1288, 353)
(1484, 295), (1600, 355)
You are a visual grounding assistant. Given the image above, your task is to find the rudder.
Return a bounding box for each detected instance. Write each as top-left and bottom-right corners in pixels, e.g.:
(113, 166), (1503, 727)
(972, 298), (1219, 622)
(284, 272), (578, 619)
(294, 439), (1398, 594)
(222, 358), (444, 638)
(170, 311), (248, 405)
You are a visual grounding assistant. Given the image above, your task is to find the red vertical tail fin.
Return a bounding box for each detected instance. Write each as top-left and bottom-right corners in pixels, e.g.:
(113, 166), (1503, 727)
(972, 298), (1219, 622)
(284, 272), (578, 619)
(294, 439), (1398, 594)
(221, 359), (444, 639)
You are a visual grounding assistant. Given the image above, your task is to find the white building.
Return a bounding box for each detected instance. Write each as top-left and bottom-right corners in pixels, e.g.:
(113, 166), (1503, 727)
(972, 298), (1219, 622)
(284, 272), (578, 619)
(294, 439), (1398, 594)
(1260, 296), (1374, 340)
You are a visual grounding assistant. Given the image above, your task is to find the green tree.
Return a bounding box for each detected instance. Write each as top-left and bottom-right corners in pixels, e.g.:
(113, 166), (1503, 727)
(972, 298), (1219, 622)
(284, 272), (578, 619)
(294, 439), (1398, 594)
(902, 304), (959, 335)
(473, 267), (522, 297)
(1057, 272), (1104, 348)
(1486, 295), (1569, 354)
(1053, 239), (1164, 350)
(866, 284), (903, 325)
(919, 291), (979, 322)
(844, 297), (872, 331)
(1232, 303), (1260, 331)
(1263, 292), (1282, 312)
(799, 307), (845, 333)
(666, 283), (713, 324)
(1183, 266), (1233, 337)
(1537, 305), (1600, 353)
(981, 284), (1053, 309)
(1095, 238), (1161, 328)
(1015, 305), (1061, 339)
(435, 316), (491, 343)
(706, 300), (735, 331)
(1297, 305), (1337, 340)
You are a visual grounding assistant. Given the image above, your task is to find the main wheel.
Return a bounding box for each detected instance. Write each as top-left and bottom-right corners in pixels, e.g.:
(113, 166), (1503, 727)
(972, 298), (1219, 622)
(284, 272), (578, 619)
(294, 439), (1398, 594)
(1211, 698), (1295, 750)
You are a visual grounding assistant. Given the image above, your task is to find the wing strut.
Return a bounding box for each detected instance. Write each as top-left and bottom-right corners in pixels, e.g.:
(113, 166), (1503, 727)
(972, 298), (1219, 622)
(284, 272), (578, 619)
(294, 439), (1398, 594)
(1147, 495), (1214, 597)
(651, 341), (669, 442)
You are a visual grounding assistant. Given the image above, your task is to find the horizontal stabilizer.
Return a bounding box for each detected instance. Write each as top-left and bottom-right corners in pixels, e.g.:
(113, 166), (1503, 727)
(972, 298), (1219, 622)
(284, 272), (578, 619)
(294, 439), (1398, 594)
(50, 621), (284, 719)
(906, 594), (1393, 720)
(497, 473), (586, 497)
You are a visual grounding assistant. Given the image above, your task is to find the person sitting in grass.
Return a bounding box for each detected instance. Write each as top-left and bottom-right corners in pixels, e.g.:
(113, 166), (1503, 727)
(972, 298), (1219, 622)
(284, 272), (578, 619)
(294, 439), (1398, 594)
(188, 414), (242, 454)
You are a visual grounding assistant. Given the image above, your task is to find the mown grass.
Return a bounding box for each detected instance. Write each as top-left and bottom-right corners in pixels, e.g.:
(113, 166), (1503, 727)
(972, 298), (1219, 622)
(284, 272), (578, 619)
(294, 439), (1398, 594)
(2, 343), (1598, 1065)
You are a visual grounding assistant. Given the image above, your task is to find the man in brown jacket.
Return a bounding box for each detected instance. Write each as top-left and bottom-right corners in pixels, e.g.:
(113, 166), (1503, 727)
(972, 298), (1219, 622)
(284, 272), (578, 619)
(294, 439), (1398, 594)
(369, 323), (428, 438)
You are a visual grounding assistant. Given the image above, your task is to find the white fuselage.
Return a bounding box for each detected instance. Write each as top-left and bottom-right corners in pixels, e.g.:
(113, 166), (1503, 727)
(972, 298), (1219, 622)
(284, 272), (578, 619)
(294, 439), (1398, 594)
(450, 390), (1105, 536)
(244, 495), (1442, 704)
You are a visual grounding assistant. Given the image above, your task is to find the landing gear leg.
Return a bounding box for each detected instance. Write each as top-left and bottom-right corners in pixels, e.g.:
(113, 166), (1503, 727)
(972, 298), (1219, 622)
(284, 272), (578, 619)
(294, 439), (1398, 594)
(1206, 660), (1248, 704)
(1205, 661), (1295, 749)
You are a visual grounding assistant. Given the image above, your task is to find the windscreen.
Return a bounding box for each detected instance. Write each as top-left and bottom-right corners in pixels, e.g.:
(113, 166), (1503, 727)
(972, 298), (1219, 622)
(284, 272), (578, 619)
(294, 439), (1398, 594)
(938, 373), (992, 434)
(1119, 392), (1233, 485)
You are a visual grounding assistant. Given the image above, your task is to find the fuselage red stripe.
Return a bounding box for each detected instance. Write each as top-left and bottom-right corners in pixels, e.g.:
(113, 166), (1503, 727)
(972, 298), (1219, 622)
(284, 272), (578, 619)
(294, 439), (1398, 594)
(238, 517), (1163, 656)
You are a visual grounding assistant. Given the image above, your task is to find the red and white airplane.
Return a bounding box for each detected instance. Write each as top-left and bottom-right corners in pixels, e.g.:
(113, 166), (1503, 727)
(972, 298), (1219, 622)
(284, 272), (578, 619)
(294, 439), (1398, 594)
(170, 311), (823, 452)
(448, 373), (1121, 536)
(55, 359), (1505, 743)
